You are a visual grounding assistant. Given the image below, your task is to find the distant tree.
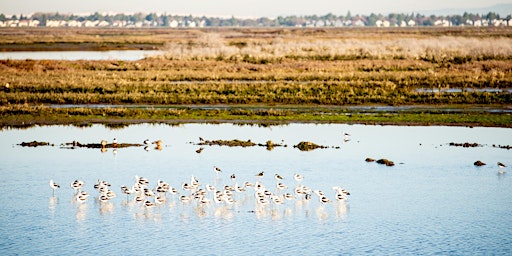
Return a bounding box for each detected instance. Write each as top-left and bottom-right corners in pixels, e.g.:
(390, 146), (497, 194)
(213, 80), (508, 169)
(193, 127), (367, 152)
(0, 14), (6, 22)
(485, 12), (499, 21)
(367, 13), (378, 26)
(346, 11), (352, 20)
(161, 15), (169, 27)
(450, 15), (463, 26)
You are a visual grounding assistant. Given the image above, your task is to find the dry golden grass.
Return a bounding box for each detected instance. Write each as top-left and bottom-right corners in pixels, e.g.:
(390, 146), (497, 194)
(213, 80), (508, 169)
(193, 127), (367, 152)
(0, 27), (510, 107)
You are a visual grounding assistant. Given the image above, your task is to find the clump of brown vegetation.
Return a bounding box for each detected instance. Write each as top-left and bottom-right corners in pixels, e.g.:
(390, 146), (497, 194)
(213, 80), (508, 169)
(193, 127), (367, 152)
(449, 142), (481, 147)
(18, 141), (52, 147)
(474, 160), (486, 166)
(61, 141), (143, 149)
(199, 139), (256, 147)
(294, 141), (329, 151)
(376, 158), (395, 166)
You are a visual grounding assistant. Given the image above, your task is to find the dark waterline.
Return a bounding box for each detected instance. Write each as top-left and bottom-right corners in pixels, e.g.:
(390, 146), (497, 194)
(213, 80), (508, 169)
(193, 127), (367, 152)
(48, 104), (512, 114)
(0, 50), (164, 61)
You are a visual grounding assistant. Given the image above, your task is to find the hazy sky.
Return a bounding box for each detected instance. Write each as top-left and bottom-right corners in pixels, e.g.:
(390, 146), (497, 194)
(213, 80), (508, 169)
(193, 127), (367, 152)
(1, 0), (509, 17)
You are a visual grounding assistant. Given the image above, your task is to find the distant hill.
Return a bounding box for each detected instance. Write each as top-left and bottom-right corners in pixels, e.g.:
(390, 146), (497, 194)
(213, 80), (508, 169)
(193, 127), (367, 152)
(422, 3), (512, 16)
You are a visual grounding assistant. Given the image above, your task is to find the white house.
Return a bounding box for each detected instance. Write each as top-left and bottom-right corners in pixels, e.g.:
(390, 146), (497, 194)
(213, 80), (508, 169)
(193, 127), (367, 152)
(169, 20), (179, 28)
(67, 20), (82, 27)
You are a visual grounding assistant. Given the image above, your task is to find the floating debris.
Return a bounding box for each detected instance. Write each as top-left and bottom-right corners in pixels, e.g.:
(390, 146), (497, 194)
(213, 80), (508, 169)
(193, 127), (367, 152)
(18, 141), (53, 147)
(474, 160), (486, 166)
(294, 141), (328, 151)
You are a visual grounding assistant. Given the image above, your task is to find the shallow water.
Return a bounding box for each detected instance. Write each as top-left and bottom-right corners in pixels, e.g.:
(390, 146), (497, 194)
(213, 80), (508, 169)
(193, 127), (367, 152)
(1, 123), (511, 255)
(0, 50), (163, 61)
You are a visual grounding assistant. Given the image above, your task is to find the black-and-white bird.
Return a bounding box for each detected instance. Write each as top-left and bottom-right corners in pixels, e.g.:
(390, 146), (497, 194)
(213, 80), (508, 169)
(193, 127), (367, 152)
(343, 132), (351, 142)
(498, 162), (507, 174)
(49, 179), (60, 194)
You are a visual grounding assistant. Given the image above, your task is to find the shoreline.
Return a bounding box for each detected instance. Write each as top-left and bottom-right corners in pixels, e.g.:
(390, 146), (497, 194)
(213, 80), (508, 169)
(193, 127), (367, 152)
(2, 104), (510, 129)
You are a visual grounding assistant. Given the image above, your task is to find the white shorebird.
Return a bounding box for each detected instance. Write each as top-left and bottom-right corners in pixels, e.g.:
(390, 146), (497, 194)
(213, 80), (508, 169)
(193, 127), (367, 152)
(498, 162), (507, 174)
(343, 132), (351, 142)
(70, 179), (84, 193)
(144, 139), (150, 145)
(214, 166), (222, 175)
(144, 200), (156, 208)
(276, 182), (287, 191)
(293, 173), (304, 182)
(75, 191), (89, 203)
(274, 174), (284, 181)
(320, 196), (331, 204)
(49, 179), (60, 194)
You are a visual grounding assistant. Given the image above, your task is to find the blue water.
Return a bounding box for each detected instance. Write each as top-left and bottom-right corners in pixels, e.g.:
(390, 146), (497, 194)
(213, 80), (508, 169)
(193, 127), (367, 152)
(0, 123), (511, 255)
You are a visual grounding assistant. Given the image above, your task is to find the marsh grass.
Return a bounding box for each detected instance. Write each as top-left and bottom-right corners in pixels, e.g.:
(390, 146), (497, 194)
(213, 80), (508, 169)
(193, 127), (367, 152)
(1, 104), (510, 128)
(0, 27), (511, 127)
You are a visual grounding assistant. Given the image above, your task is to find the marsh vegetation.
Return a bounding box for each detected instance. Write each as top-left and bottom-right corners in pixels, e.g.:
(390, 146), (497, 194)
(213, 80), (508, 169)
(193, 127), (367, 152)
(0, 27), (510, 127)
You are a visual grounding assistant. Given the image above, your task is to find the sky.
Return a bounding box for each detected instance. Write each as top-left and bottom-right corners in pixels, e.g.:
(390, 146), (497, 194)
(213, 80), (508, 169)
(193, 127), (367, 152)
(1, 0), (510, 17)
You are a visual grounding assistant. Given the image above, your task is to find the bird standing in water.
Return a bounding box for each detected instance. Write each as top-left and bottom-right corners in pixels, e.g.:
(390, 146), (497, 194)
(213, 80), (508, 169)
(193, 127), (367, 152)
(49, 179), (60, 195)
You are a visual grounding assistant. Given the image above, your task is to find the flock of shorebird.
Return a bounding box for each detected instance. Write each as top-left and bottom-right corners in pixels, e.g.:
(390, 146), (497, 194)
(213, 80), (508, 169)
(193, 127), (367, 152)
(49, 168), (351, 217)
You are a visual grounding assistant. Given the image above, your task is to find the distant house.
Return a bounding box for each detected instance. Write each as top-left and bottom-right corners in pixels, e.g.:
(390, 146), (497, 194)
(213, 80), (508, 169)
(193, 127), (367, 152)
(407, 20), (416, 27)
(18, 20), (29, 27)
(169, 20), (179, 28)
(315, 20), (325, 27)
(98, 21), (110, 27)
(84, 20), (98, 27)
(67, 20), (82, 27)
(375, 20), (390, 27)
(46, 20), (63, 27)
(353, 19), (365, 27)
(434, 19), (451, 27)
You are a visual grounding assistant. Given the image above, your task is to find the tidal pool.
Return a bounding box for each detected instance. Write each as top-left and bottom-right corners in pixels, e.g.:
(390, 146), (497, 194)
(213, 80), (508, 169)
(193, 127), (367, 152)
(0, 123), (511, 255)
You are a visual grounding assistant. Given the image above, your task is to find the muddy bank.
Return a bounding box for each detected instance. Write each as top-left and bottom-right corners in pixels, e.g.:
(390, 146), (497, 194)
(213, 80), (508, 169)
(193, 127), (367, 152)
(196, 139), (287, 150)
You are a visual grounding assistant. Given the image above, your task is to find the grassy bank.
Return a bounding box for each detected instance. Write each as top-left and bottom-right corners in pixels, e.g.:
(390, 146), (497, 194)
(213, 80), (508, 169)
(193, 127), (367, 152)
(0, 27), (511, 128)
(1, 104), (510, 128)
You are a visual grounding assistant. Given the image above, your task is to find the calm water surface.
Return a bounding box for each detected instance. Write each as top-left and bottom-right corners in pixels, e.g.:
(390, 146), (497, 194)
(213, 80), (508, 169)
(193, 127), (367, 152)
(0, 123), (511, 255)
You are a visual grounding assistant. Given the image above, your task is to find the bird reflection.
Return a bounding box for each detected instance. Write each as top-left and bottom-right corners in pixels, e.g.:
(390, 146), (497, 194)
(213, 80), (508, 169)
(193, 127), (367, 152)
(75, 204), (87, 222)
(49, 196), (58, 215)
